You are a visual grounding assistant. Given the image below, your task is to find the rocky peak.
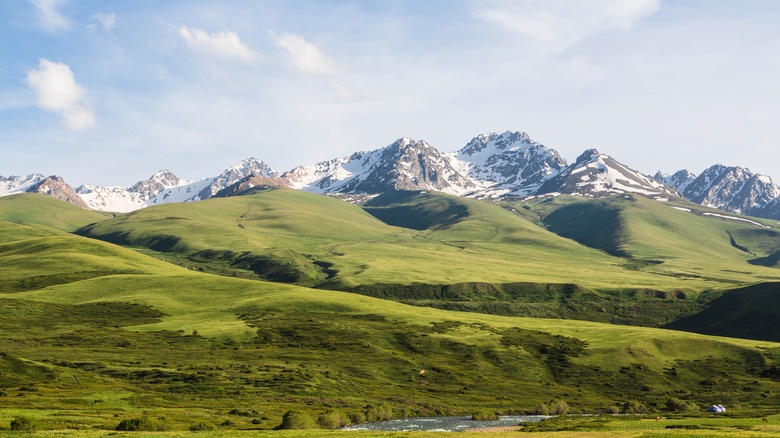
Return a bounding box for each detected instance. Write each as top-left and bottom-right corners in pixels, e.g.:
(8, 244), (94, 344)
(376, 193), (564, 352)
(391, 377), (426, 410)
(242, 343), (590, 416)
(26, 175), (90, 209)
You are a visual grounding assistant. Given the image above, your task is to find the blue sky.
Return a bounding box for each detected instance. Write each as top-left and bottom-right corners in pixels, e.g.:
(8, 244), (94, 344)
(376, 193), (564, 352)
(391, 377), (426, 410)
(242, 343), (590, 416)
(1, 0), (779, 186)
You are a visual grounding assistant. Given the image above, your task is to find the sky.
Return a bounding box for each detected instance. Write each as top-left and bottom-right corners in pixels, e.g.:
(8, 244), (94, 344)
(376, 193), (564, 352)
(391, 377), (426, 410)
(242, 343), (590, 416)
(1, 0), (780, 187)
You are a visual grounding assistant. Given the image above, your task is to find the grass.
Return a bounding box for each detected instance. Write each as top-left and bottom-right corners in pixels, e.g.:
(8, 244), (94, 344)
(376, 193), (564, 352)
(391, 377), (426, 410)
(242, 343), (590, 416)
(3, 191), (780, 433)
(0, 193), (109, 232)
(66, 189), (780, 330)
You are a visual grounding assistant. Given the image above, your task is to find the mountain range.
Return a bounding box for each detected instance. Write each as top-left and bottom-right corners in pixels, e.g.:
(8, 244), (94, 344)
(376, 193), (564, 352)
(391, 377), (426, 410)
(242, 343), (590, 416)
(2, 130), (779, 219)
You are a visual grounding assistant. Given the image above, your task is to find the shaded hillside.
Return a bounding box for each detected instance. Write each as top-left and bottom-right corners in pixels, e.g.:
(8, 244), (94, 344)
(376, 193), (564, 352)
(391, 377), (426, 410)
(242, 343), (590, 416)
(666, 283), (780, 341)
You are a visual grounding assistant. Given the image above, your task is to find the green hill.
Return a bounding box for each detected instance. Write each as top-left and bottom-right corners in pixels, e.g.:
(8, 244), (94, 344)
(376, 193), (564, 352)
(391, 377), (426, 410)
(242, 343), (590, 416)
(520, 194), (780, 284)
(70, 189), (780, 327)
(0, 193), (109, 231)
(3, 219), (780, 431)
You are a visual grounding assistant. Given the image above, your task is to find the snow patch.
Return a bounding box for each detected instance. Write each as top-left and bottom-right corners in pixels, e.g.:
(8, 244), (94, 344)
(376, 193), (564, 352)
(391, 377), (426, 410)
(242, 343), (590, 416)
(702, 212), (771, 228)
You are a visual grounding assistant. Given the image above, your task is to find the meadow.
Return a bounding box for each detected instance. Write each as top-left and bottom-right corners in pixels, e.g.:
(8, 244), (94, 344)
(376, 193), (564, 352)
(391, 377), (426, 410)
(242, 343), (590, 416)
(1, 191), (780, 434)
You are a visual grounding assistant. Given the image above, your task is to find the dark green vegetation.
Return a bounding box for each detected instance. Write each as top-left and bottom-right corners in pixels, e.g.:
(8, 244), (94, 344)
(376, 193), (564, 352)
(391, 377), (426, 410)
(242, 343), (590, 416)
(2, 189), (780, 433)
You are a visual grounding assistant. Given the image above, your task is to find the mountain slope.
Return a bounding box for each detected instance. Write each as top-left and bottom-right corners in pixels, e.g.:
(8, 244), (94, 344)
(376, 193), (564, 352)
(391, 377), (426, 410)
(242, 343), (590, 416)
(537, 149), (675, 197)
(0, 193), (109, 232)
(519, 194), (780, 285)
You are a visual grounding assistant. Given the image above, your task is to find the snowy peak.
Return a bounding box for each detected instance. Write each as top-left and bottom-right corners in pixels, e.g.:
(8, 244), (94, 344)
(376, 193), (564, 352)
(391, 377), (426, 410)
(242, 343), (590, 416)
(673, 164), (780, 216)
(201, 158), (279, 198)
(654, 169), (696, 193)
(27, 175), (89, 209)
(128, 170), (184, 199)
(538, 149), (674, 197)
(455, 131), (567, 197)
(283, 138), (476, 195)
(0, 173), (46, 196)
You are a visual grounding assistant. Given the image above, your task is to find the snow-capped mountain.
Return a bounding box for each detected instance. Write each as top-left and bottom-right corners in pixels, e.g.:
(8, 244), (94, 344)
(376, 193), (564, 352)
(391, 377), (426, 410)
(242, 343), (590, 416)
(1, 173), (90, 209)
(283, 137), (477, 195)
(0, 174), (47, 196)
(653, 169), (696, 194)
(537, 149), (675, 198)
(453, 131), (567, 197)
(77, 158), (279, 212)
(3, 130), (780, 220)
(656, 165), (780, 218)
(27, 175), (90, 209)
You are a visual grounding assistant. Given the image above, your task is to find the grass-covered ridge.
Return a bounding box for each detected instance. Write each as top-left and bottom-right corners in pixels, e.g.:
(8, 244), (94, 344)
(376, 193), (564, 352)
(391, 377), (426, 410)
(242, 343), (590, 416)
(68, 189), (780, 328)
(0, 193), (109, 232)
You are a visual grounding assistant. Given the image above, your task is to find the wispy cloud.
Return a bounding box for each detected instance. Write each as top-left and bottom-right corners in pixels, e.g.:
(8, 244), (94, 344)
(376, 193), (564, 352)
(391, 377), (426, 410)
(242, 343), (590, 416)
(474, 0), (660, 53)
(178, 26), (260, 64)
(88, 13), (116, 33)
(29, 0), (70, 32)
(272, 32), (341, 75)
(26, 59), (95, 130)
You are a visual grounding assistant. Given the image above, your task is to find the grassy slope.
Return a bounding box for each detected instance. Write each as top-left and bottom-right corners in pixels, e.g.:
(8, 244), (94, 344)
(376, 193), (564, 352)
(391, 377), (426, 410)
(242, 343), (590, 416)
(520, 194), (780, 286)
(75, 189), (760, 293)
(0, 221), (176, 293)
(3, 219), (780, 431)
(666, 282), (780, 341)
(0, 193), (109, 232)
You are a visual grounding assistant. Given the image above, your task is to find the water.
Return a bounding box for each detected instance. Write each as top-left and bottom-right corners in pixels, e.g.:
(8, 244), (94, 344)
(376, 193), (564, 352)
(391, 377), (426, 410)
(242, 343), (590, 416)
(342, 415), (549, 432)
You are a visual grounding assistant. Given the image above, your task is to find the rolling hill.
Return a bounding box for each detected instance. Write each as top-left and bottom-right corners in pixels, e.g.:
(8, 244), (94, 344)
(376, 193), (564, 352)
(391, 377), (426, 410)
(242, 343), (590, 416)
(2, 213), (780, 431)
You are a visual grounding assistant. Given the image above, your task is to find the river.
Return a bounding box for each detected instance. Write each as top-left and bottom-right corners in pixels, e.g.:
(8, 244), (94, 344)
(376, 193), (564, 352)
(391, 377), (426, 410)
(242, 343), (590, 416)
(342, 415), (549, 432)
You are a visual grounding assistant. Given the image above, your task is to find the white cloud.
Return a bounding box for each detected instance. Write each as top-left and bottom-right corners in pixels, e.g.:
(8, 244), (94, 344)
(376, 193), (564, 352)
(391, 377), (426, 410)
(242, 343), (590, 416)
(26, 59), (95, 130)
(474, 0), (660, 53)
(178, 26), (259, 64)
(273, 32), (341, 75)
(88, 13), (116, 33)
(29, 0), (70, 32)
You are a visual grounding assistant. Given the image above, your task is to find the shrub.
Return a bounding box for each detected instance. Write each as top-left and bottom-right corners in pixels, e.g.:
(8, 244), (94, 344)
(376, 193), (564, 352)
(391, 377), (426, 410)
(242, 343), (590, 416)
(115, 417), (164, 431)
(189, 422), (215, 431)
(276, 410), (317, 430)
(549, 399), (570, 415)
(317, 409), (350, 429)
(665, 398), (699, 412)
(10, 416), (35, 431)
(365, 403), (393, 422)
(471, 410), (499, 421)
(533, 402), (550, 416)
(622, 400), (650, 414)
(349, 411), (367, 425)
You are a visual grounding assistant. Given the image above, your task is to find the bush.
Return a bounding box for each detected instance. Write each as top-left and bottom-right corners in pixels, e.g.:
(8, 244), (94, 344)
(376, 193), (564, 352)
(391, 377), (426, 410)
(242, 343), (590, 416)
(349, 411), (367, 425)
(115, 417), (164, 431)
(317, 409), (350, 429)
(532, 399), (569, 416)
(666, 398), (699, 412)
(471, 410), (499, 421)
(276, 410), (317, 430)
(549, 399), (570, 415)
(365, 403), (393, 422)
(189, 422), (215, 431)
(622, 400), (650, 414)
(10, 416), (35, 431)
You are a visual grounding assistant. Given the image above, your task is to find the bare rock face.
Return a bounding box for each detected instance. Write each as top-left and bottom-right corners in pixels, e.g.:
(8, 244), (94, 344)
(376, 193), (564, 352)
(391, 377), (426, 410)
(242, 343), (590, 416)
(27, 175), (90, 209)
